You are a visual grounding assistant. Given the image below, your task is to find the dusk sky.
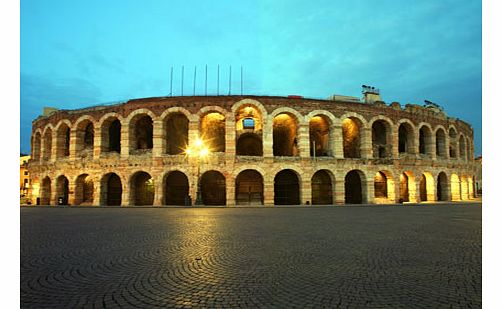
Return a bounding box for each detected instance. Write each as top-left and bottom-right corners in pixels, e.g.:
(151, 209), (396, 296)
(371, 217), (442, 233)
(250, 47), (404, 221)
(20, 0), (482, 155)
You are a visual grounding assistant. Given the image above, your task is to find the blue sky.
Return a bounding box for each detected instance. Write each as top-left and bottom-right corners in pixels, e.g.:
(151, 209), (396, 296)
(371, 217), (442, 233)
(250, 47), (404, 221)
(20, 0), (482, 155)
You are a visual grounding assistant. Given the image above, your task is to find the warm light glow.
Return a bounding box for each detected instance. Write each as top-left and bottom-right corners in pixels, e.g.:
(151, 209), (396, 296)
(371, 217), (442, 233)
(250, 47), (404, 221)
(185, 148), (192, 155)
(195, 138), (203, 147)
(185, 138), (210, 158)
(200, 148), (209, 157)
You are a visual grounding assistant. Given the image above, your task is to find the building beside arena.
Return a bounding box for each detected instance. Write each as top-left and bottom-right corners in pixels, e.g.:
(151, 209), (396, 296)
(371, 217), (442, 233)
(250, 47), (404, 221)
(27, 87), (477, 206)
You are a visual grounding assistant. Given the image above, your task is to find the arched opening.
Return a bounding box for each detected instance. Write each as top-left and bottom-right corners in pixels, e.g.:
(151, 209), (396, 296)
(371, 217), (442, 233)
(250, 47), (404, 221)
(398, 123), (415, 154)
(32, 132), (41, 161)
(75, 174), (94, 205)
(309, 116), (330, 157)
(165, 113), (188, 155)
(399, 173), (410, 202)
(419, 126), (432, 155)
(449, 128), (457, 159)
(419, 174), (427, 202)
(460, 175), (469, 200)
(56, 175), (69, 205)
(437, 172), (448, 201)
(130, 171), (154, 206)
(345, 170), (363, 204)
(130, 115), (153, 154)
(459, 135), (466, 160)
(56, 124), (71, 159)
(374, 171), (388, 199)
(235, 170), (264, 205)
(273, 113), (298, 156)
(76, 120), (94, 158)
(42, 128), (52, 161)
(435, 128), (447, 158)
(40, 177), (51, 205)
(274, 169), (300, 205)
(372, 120), (391, 158)
(235, 104), (263, 156)
(236, 133), (263, 156)
(101, 118), (121, 153)
(311, 170), (333, 205)
(101, 173), (122, 206)
(163, 171), (189, 205)
(342, 117), (361, 158)
(201, 171), (226, 205)
(450, 173), (461, 201)
(201, 112), (225, 152)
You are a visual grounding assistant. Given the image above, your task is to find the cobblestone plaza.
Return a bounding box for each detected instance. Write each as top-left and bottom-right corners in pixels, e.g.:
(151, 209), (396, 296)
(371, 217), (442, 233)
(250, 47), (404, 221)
(21, 205), (481, 308)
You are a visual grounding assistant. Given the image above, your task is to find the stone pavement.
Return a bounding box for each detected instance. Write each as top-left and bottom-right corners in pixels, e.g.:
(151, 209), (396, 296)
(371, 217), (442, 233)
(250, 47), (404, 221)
(21, 204), (481, 308)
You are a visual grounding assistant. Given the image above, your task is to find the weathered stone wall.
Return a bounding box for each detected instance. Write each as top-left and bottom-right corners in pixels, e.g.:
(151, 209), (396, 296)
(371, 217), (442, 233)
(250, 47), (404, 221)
(28, 96), (477, 206)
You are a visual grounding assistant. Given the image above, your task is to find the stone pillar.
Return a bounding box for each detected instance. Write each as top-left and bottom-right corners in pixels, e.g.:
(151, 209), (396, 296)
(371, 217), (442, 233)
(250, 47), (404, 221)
(430, 132), (437, 161)
(69, 129), (77, 161)
(152, 119), (163, 157)
(391, 127), (399, 159)
(332, 125), (344, 159)
(225, 119), (236, 164)
(263, 119), (273, 158)
(122, 182), (130, 207)
(301, 177), (311, 205)
(226, 175), (235, 206)
(94, 127), (102, 158)
(93, 179), (101, 206)
(334, 179), (345, 205)
(188, 117), (199, 147)
(298, 123), (310, 158)
(360, 128), (372, 159)
(68, 180), (76, 206)
(263, 178), (274, 206)
(445, 135), (451, 160)
(412, 130), (419, 156)
(387, 178), (397, 203)
(409, 179), (418, 203)
(50, 181), (57, 206)
(364, 176), (374, 204)
(51, 134), (57, 163)
(121, 122), (130, 159)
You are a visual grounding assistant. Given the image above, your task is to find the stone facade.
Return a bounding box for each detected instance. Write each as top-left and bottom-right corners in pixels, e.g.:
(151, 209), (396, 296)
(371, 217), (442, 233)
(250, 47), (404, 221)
(28, 95), (477, 206)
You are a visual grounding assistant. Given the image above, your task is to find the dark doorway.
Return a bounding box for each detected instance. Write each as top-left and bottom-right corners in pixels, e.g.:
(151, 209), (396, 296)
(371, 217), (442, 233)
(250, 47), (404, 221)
(164, 171), (189, 205)
(274, 170), (300, 205)
(400, 173), (410, 202)
(131, 172), (154, 205)
(236, 133), (263, 156)
(437, 172), (448, 201)
(311, 170), (332, 205)
(56, 176), (69, 205)
(235, 170), (264, 205)
(419, 174), (427, 202)
(108, 119), (121, 153)
(201, 171), (226, 205)
(41, 177), (51, 205)
(165, 113), (188, 155)
(374, 171), (388, 198)
(104, 173), (122, 206)
(345, 170), (362, 204)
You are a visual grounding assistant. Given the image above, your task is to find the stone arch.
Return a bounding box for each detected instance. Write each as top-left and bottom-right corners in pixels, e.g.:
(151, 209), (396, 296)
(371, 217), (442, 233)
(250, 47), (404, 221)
(163, 170), (190, 205)
(74, 174), (94, 205)
(448, 127), (458, 159)
(163, 112), (189, 155)
(345, 169), (366, 204)
(341, 113), (366, 158)
(459, 134), (466, 160)
(235, 169), (264, 205)
(434, 126), (447, 158)
(418, 123), (433, 155)
(32, 130), (42, 161)
(55, 120), (71, 159)
(437, 172), (449, 201)
(236, 133), (263, 156)
(374, 170), (395, 203)
(40, 176), (52, 205)
(101, 172), (122, 206)
(273, 112), (300, 156)
(397, 119), (416, 154)
(197, 105), (230, 119)
(232, 99), (268, 118)
(370, 116), (394, 158)
(200, 111), (226, 152)
(200, 170), (226, 205)
(450, 173), (461, 201)
(274, 169), (301, 205)
(75, 116), (96, 158)
(42, 126), (53, 161)
(419, 172), (435, 202)
(234, 102), (264, 156)
(129, 171), (155, 206)
(127, 111), (155, 153)
(308, 113), (332, 157)
(399, 171), (416, 203)
(55, 175), (70, 205)
(99, 113), (124, 154)
(270, 107), (304, 123)
(311, 169), (334, 205)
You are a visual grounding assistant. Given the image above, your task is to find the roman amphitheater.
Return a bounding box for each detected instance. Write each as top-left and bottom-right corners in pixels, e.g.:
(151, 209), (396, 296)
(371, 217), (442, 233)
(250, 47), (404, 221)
(27, 88), (477, 206)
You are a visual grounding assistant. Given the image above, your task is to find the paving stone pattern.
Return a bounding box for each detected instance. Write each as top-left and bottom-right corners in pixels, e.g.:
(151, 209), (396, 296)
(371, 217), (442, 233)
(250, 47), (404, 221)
(21, 205), (481, 308)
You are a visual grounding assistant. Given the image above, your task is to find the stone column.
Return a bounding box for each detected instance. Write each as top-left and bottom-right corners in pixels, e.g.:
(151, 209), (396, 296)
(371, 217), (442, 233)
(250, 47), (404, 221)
(364, 176), (374, 204)
(360, 128), (372, 159)
(51, 134), (57, 163)
(94, 127), (102, 159)
(121, 122), (130, 159)
(152, 119), (163, 157)
(188, 117), (199, 147)
(263, 178), (274, 206)
(50, 181), (57, 206)
(301, 177), (311, 205)
(225, 118), (236, 164)
(93, 179), (101, 206)
(430, 133), (437, 161)
(332, 125), (344, 159)
(409, 178), (418, 203)
(445, 135), (451, 160)
(334, 179), (345, 205)
(427, 180), (437, 202)
(68, 180), (76, 206)
(263, 119), (273, 158)
(391, 127), (399, 159)
(69, 129), (78, 161)
(121, 182), (130, 207)
(298, 123), (310, 158)
(226, 175), (235, 206)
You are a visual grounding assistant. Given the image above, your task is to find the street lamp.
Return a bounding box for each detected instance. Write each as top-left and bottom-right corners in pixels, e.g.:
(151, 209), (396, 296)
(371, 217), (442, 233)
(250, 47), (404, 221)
(185, 138), (209, 205)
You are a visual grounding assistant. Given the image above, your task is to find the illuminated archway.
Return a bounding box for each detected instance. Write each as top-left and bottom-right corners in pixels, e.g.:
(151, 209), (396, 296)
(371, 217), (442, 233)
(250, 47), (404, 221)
(201, 112), (226, 152)
(311, 170), (333, 205)
(273, 113), (299, 156)
(75, 174), (94, 205)
(101, 173), (122, 206)
(309, 115), (330, 157)
(342, 117), (361, 158)
(236, 170), (264, 205)
(130, 171), (154, 206)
